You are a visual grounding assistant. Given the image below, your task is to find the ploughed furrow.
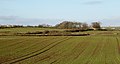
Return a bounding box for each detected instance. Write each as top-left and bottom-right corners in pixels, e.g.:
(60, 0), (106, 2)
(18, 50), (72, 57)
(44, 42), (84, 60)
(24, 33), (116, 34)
(3, 37), (71, 64)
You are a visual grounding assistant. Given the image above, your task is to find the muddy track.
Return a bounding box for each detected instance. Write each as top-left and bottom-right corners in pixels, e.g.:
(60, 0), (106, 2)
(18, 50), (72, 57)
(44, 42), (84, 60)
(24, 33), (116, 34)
(3, 37), (71, 64)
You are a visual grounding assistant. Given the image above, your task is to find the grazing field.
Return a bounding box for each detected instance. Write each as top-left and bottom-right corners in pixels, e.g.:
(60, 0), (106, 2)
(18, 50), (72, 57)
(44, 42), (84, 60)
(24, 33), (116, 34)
(0, 28), (63, 33)
(0, 35), (120, 64)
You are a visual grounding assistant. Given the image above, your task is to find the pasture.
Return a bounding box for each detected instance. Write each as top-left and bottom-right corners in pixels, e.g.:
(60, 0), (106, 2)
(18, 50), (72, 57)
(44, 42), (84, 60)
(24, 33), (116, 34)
(0, 35), (120, 64)
(0, 28), (120, 64)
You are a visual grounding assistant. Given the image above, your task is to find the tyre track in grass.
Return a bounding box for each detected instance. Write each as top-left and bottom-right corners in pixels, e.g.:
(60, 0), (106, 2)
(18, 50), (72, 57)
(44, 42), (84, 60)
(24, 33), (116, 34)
(53, 37), (89, 64)
(115, 36), (120, 63)
(36, 37), (78, 64)
(0, 37), (55, 63)
(0, 39), (15, 47)
(34, 49), (63, 64)
(16, 37), (72, 64)
(0, 37), (51, 49)
(72, 41), (88, 60)
(104, 36), (115, 64)
(104, 36), (109, 64)
(1, 37), (65, 64)
(110, 36), (117, 64)
(0, 39), (30, 63)
(116, 37), (120, 54)
(32, 37), (81, 64)
(50, 60), (58, 64)
(24, 37), (73, 64)
(3, 37), (71, 64)
(84, 37), (105, 64)
(34, 37), (77, 64)
(85, 40), (102, 64)
(72, 37), (90, 60)
(14, 37), (56, 54)
(0, 39), (27, 49)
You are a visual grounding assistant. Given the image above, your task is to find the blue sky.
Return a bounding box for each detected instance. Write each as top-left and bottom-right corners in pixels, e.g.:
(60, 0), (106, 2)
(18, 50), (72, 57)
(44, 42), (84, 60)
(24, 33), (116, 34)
(0, 0), (120, 26)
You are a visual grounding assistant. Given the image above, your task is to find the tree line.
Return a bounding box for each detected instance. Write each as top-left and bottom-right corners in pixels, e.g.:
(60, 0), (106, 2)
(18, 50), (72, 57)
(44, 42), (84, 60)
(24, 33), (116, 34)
(55, 21), (101, 30)
(0, 21), (101, 30)
(0, 24), (53, 29)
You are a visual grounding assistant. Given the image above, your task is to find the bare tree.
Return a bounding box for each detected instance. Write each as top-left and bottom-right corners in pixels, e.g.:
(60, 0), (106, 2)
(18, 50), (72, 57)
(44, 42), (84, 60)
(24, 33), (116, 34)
(92, 22), (101, 29)
(82, 23), (88, 30)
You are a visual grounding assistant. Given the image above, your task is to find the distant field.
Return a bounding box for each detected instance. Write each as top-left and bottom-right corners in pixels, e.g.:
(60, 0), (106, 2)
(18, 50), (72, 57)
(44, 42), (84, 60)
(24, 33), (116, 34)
(0, 35), (120, 64)
(0, 27), (119, 35)
(0, 28), (63, 33)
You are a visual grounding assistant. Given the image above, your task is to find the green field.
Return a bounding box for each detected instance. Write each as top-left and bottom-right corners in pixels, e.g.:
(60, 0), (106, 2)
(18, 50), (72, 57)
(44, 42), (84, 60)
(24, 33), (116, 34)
(0, 28), (63, 33)
(0, 28), (120, 64)
(0, 34), (120, 64)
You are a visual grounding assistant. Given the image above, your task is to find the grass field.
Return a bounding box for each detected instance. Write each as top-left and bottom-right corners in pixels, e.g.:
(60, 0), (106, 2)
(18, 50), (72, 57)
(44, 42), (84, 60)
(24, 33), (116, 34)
(0, 34), (120, 64)
(0, 28), (120, 64)
(0, 28), (62, 33)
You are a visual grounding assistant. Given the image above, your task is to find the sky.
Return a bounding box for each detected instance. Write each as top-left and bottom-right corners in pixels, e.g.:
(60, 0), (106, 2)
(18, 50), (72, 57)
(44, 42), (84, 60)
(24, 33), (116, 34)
(0, 0), (120, 26)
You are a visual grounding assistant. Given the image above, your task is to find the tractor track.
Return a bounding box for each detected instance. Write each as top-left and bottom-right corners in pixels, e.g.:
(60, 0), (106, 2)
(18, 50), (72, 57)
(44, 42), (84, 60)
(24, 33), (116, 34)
(73, 43), (87, 60)
(116, 37), (120, 54)
(34, 37), (75, 64)
(85, 37), (104, 64)
(2, 37), (71, 64)
(1, 37), (63, 64)
(50, 60), (58, 64)
(0, 39), (28, 49)
(27, 37), (72, 64)
(70, 38), (89, 61)
(0, 38), (52, 63)
(85, 42), (100, 64)
(54, 38), (89, 64)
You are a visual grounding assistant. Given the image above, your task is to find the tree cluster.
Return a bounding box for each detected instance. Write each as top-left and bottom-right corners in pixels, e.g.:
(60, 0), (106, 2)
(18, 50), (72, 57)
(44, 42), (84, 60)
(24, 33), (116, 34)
(55, 21), (101, 30)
